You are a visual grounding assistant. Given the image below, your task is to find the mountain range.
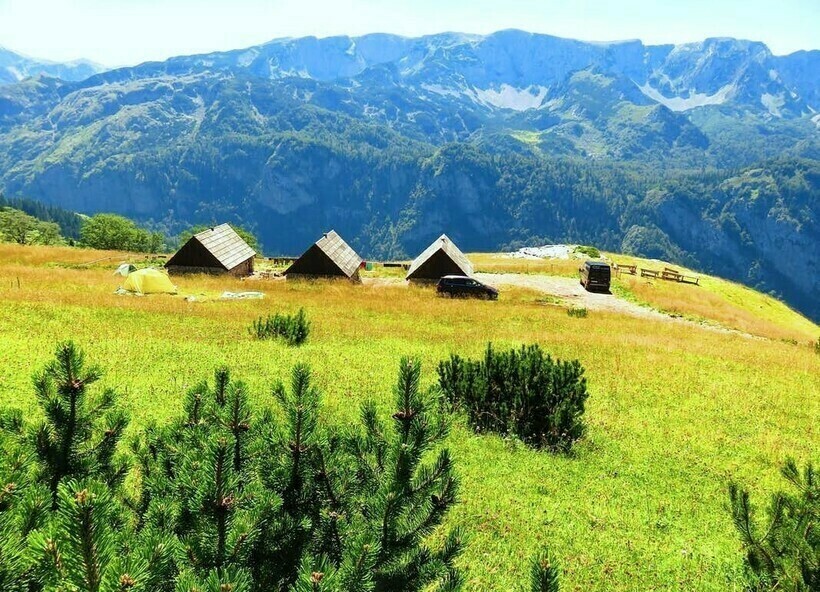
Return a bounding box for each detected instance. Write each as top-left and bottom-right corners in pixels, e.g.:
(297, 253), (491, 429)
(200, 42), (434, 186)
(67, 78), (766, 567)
(0, 46), (101, 85)
(0, 31), (818, 320)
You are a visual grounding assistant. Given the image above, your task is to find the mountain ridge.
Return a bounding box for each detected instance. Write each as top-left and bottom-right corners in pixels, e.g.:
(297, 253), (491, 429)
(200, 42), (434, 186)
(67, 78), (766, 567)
(0, 46), (103, 85)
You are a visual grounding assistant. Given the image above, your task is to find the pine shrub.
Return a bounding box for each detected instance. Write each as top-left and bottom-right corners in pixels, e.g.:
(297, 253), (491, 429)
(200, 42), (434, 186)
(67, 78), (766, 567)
(129, 359), (462, 591)
(728, 458), (818, 591)
(525, 549), (561, 592)
(250, 308), (310, 345)
(27, 341), (129, 506)
(437, 343), (589, 452)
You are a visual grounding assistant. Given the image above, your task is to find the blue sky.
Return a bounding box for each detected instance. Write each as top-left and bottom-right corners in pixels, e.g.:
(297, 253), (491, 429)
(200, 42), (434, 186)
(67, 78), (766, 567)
(0, 0), (817, 66)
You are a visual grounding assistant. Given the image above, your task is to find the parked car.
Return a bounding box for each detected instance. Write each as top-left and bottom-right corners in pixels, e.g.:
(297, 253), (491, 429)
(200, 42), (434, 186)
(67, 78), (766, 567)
(579, 261), (611, 292)
(436, 275), (499, 300)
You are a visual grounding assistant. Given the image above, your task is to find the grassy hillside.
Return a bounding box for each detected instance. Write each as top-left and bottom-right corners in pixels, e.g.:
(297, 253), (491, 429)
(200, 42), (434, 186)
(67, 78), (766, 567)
(605, 253), (819, 343)
(0, 244), (817, 591)
(472, 251), (818, 343)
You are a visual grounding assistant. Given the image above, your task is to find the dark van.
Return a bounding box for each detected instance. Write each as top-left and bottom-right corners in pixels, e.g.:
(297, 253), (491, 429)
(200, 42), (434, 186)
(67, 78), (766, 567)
(579, 261), (611, 292)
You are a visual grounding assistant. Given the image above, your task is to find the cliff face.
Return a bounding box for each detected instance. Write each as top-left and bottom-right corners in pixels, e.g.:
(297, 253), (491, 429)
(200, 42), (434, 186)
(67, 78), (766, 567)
(652, 167), (819, 318)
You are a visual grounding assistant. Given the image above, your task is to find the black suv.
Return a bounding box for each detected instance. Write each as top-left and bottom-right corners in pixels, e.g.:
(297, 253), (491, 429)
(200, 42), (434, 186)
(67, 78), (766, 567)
(579, 260), (611, 292)
(436, 275), (499, 300)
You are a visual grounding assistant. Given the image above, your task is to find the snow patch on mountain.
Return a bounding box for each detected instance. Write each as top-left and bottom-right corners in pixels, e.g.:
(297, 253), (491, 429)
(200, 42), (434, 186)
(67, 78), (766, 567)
(638, 82), (735, 111)
(473, 84), (548, 111)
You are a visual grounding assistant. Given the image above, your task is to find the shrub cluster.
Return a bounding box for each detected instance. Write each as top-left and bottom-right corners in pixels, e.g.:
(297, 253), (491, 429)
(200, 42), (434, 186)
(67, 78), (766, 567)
(437, 343), (588, 452)
(567, 307), (588, 318)
(0, 342), (465, 591)
(250, 308), (310, 345)
(574, 245), (600, 258)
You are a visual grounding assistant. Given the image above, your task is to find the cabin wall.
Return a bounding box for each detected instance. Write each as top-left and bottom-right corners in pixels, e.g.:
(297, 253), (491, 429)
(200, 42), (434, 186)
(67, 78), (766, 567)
(286, 246), (351, 278)
(167, 256), (254, 277)
(230, 257), (254, 277)
(166, 239), (222, 269)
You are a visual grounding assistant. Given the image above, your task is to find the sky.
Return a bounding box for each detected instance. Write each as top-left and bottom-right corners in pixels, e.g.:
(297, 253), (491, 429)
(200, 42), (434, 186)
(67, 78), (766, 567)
(0, 0), (817, 66)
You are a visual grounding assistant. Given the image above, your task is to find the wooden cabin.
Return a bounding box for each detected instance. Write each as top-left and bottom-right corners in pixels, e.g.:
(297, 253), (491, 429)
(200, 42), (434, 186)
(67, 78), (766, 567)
(166, 224), (255, 276)
(406, 234), (473, 281)
(285, 230), (363, 281)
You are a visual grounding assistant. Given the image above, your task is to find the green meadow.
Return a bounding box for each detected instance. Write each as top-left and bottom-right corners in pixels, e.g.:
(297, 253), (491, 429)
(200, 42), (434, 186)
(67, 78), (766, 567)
(0, 244), (817, 591)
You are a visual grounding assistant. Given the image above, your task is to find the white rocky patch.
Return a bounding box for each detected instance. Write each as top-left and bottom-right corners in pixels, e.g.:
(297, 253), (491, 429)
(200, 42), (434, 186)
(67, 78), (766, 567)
(362, 104), (385, 118)
(473, 84), (549, 111)
(637, 82), (735, 111)
(4, 66), (22, 81)
(761, 92), (786, 117)
(237, 49), (259, 67)
(505, 244), (584, 260)
(420, 83), (465, 99)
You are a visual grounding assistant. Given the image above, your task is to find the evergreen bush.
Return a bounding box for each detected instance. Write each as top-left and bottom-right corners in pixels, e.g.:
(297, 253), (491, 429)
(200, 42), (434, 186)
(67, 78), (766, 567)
(437, 343), (589, 452)
(250, 309), (310, 345)
(567, 307), (588, 318)
(728, 458), (818, 591)
(0, 343), (464, 591)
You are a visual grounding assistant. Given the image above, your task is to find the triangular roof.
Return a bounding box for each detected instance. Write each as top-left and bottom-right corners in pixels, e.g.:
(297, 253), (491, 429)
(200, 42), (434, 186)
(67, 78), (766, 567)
(406, 234), (473, 280)
(285, 230), (363, 279)
(167, 224), (255, 271)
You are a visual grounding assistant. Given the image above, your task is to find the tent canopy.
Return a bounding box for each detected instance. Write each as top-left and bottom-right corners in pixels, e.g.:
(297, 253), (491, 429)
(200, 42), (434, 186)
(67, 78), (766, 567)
(121, 268), (177, 294)
(114, 263), (137, 277)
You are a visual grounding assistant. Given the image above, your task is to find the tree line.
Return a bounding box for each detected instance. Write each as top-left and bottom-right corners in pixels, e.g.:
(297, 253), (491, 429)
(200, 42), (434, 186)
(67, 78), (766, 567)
(0, 198), (261, 256)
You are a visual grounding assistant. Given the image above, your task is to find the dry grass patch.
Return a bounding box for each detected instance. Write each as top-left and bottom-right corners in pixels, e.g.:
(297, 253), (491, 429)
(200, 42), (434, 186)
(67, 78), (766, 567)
(606, 253), (817, 342)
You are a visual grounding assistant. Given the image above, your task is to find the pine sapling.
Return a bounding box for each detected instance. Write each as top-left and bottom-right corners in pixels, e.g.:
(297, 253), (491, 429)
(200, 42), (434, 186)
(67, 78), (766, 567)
(27, 342), (130, 507)
(525, 549), (561, 592)
(729, 458), (819, 591)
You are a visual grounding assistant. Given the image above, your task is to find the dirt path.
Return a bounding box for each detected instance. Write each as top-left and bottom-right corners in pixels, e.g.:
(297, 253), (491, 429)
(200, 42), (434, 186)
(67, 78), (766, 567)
(475, 273), (756, 338)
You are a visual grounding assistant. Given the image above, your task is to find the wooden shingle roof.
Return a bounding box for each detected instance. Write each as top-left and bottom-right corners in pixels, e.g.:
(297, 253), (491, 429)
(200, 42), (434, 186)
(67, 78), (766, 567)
(406, 234), (473, 279)
(314, 230), (362, 278)
(193, 224), (255, 271)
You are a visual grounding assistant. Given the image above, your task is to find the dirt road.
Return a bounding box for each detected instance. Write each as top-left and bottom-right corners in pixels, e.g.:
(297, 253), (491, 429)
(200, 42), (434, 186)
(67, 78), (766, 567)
(475, 272), (755, 338)
(475, 273), (665, 318)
